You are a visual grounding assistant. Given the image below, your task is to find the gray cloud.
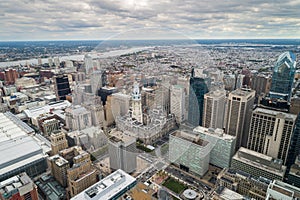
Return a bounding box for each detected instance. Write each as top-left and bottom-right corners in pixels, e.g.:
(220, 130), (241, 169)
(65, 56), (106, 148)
(0, 0), (299, 40)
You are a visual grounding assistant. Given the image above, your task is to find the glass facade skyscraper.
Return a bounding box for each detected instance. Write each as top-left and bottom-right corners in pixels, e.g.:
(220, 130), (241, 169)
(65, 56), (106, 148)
(188, 69), (209, 126)
(269, 51), (296, 101)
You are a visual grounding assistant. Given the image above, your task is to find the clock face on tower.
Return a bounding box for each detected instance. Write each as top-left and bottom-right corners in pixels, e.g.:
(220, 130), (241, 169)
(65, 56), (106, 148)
(132, 82), (141, 100)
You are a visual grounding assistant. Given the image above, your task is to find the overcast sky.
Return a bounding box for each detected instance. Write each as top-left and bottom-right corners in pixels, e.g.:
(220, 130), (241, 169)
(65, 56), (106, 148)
(1, 0), (300, 41)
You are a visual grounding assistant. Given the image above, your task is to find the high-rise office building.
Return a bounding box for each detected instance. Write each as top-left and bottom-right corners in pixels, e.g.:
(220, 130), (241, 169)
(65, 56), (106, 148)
(290, 97), (300, 115)
(50, 130), (68, 155)
(53, 74), (72, 101)
(48, 155), (70, 187)
(269, 51), (296, 101)
(247, 108), (297, 165)
(188, 69), (209, 126)
(111, 93), (131, 118)
(193, 126), (236, 168)
(0, 173), (39, 200)
(4, 68), (18, 85)
(235, 74), (245, 89)
(67, 150), (97, 198)
(84, 54), (93, 74)
(203, 90), (226, 129)
(131, 82), (143, 123)
(108, 130), (137, 173)
(170, 85), (185, 123)
(251, 74), (272, 97)
(90, 70), (103, 95)
(169, 130), (210, 177)
(225, 88), (255, 150)
(65, 106), (92, 131)
(231, 147), (286, 181)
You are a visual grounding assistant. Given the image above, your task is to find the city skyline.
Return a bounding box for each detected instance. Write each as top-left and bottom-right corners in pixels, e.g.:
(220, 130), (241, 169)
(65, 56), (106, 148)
(1, 0), (300, 41)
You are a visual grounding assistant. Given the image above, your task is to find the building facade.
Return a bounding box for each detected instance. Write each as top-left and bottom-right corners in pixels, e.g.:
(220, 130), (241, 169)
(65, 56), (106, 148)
(0, 173), (39, 200)
(50, 130), (68, 155)
(169, 130), (210, 177)
(188, 72), (209, 126)
(225, 89), (255, 150)
(269, 51), (296, 101)
(53, 74), (72, 101)
(193, 126), (236, 168)
(65, 106), (92, 131)
(108, 130), (137, 173)
(247, 108), (297, 165)
(266, 180), (300, 200)
(170, 85), (185, 124)
(217, 168), (270, 200)
(202, 90), (226, 129)
(231, 147), (286, 181)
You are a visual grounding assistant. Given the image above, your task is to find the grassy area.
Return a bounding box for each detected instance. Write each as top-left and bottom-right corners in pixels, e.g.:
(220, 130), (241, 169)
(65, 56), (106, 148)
(136, 143), (153, 152)
(162, 177), (187, 194)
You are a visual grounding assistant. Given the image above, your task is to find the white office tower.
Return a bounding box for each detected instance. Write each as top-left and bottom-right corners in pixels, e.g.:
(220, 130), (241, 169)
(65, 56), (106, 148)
(84, 54), (93, 74)
(193, 126), (236, 168)
(48, 58), (53, 67)
(203, 90), (226, 129)
(38, 58), (42, 66)
(170, 85), (185, 123)
(247, 108), (297, 165)
(131, 82), (143, 123)
(225, 89), (255, 150)
(54, 57), (60, 68)
(108, 130), (137, 173)
(90, 70), (102, 95)
(235, 74), (245, 89)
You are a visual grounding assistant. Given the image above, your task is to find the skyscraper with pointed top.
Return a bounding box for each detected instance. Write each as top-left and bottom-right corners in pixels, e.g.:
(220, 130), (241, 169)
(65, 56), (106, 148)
(269, 51), (296, 101)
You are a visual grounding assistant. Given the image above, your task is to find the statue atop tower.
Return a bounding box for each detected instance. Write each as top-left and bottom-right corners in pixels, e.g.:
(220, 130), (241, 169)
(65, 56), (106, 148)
(131, 82), (143, 123)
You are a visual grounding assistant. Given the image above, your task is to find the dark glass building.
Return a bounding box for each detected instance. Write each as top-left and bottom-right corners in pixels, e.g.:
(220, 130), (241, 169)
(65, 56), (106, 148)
(54, 75), (71, 101)
(269, 51), (296, 101)
(188, 69), (209, 126)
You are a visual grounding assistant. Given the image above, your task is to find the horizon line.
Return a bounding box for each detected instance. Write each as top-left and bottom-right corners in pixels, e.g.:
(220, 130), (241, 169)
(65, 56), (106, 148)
(1, 38), (300, 42)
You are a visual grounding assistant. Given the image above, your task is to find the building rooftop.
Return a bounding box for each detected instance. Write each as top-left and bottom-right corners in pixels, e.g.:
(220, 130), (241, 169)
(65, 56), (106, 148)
(23, 100), (71, 119)
(267, 180), (300, 199)
(205, 89), (226, 98)
(214, 186), (244, 200)
(109, 129), (136, 144)
(253, 107), (297, 120)
(230, 88), (255, 97)
(0, 112), (34, 143)
(0, 136), (43, 169)
(0, 173), (34, 198)
(233, 147), (286, 177)
(49, 155), (69, 167)
(171, 130), (209, 147)
(35, 175), (66, 200)
(71, 169), (136, 200)
(193, 126), (236, 141)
